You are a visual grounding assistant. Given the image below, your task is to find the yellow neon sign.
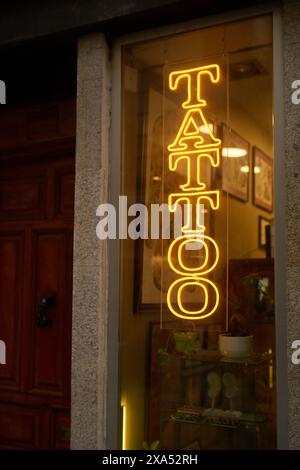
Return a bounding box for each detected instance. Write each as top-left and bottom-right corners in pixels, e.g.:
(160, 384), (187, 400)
(167, 64), (221, 321)
(169, 64), (220, 109)
(168, 232), (219, 277)
(169, 148), (220, 191)
(168, 108), (221, 152)
(169, 191), (219, 232)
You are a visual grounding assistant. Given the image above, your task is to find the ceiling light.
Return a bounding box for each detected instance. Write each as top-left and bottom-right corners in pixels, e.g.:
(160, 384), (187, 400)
(222, 147), (247, 158)
(229, 60), (264, 80)
(199, 123), (214, 135)
(254, 166), (261, 174)
(240, 165), (250, 173)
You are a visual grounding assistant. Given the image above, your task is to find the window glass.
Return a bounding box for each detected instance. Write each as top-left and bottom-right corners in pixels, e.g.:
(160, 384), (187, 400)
(120, 14), (275, 450)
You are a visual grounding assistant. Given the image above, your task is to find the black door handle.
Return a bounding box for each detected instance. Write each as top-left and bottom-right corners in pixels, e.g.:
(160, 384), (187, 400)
(36, 293), (55, 327)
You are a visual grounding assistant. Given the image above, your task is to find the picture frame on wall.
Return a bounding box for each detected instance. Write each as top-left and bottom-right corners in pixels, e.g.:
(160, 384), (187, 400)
(253, 147), (273, 212)
(259, 215), (272, 248)
(221, 124), (250, 202)
(133, 86), (177, 313)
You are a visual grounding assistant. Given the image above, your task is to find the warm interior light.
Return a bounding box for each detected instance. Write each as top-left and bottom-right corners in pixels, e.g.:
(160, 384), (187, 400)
(240, 165), (250, 173)
(121, 405), (126, 450)
(222, 147), (247, 158)
(199, 123), (214, 135)
(254, 166), (261, 174)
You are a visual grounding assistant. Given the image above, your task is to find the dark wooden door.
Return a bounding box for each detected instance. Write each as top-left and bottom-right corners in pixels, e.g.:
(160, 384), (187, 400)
(0, 101), (75, 449)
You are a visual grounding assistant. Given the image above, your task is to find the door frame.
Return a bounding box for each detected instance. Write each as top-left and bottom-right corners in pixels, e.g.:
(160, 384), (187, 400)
(109, 3), (287, 449)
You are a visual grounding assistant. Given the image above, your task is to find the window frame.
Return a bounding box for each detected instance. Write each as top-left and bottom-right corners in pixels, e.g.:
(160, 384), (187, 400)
(109, 4), (287, 450)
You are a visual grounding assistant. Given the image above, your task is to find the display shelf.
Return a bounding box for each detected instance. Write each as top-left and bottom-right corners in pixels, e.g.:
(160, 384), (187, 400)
(158, 350), (276, 449)
(170, 409), (266, 429)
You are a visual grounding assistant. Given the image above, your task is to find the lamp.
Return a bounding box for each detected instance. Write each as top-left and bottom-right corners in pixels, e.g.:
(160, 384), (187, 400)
(222, 147), (247, 158)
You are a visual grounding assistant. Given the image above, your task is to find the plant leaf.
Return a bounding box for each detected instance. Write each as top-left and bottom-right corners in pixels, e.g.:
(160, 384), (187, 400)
(150, 440), (160, 450)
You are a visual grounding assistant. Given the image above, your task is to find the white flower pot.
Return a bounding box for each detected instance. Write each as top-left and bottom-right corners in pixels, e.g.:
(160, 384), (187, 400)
(219, 333), (253, 359)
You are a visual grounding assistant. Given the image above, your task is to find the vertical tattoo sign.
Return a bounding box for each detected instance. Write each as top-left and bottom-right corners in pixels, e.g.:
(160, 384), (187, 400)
(167, 64), (221, 320)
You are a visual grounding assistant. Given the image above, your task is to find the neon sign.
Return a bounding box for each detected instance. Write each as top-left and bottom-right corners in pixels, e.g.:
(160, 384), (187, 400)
(167, 64), (221, 320)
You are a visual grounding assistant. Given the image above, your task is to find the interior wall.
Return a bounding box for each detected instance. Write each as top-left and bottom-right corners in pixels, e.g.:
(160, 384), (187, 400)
(216, 101), (274, 264)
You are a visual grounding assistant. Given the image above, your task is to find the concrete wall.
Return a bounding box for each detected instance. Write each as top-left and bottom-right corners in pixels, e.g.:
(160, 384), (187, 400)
(71, 33), (111, 449)
(0, 0), (266, 46)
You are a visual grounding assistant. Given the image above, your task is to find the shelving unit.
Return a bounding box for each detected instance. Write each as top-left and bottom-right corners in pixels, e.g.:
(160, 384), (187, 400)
(159, 350), (276, 450)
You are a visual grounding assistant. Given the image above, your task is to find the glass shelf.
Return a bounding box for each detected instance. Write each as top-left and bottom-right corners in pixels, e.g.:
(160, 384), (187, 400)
(170, 408), (266, 430)
(159, 350), (276, 449)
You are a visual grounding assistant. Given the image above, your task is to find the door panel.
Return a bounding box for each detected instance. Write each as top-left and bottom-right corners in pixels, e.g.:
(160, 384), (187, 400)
(54, 166), (75, 218)
(0, 169), (47, 221)
(29, 228), (72, 396)
(0, 231), (24, 391)
(0, 99), (75, 449)
(52, 410), (70, 449)
(0, 403), (43, 449)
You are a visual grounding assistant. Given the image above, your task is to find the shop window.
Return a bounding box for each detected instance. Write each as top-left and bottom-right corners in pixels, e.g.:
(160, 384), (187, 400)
(120, 14), (275, 450)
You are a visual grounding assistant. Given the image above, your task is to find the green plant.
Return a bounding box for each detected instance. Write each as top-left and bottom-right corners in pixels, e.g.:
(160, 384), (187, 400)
(227, 271), (274, 335)
(173, 331), (198, 354)
(142, 440), (160, 450)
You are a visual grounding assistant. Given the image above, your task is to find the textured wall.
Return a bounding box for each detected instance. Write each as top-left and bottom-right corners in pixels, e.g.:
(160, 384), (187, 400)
(283, 0), (300, 450)
(71, 33), (111, 449)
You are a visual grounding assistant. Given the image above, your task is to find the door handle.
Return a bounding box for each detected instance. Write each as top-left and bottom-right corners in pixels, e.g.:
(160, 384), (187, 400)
(36, 293), (55, 327)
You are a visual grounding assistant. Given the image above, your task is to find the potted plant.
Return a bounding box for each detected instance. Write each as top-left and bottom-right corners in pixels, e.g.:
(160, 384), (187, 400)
(219, 287), (253, 358)
(219, 313), (253, 359)
(172, 330), (198, 354)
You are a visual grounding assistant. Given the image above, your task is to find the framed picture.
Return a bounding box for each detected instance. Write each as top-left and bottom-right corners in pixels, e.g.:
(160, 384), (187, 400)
(221, 125), (250, 202)
(259, 216), (272, 248)
(253, 147), (273, 212)
(134, 85), (216, 313)
(134, 86), (179, 312)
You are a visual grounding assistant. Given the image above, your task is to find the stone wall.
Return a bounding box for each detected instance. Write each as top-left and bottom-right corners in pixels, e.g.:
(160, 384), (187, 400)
(71, 33), (111, 450)
(283, 0), (300, 450)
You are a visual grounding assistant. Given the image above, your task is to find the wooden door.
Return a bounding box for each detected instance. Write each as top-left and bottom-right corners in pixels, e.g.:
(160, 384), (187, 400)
(0, 101), (75, 449)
